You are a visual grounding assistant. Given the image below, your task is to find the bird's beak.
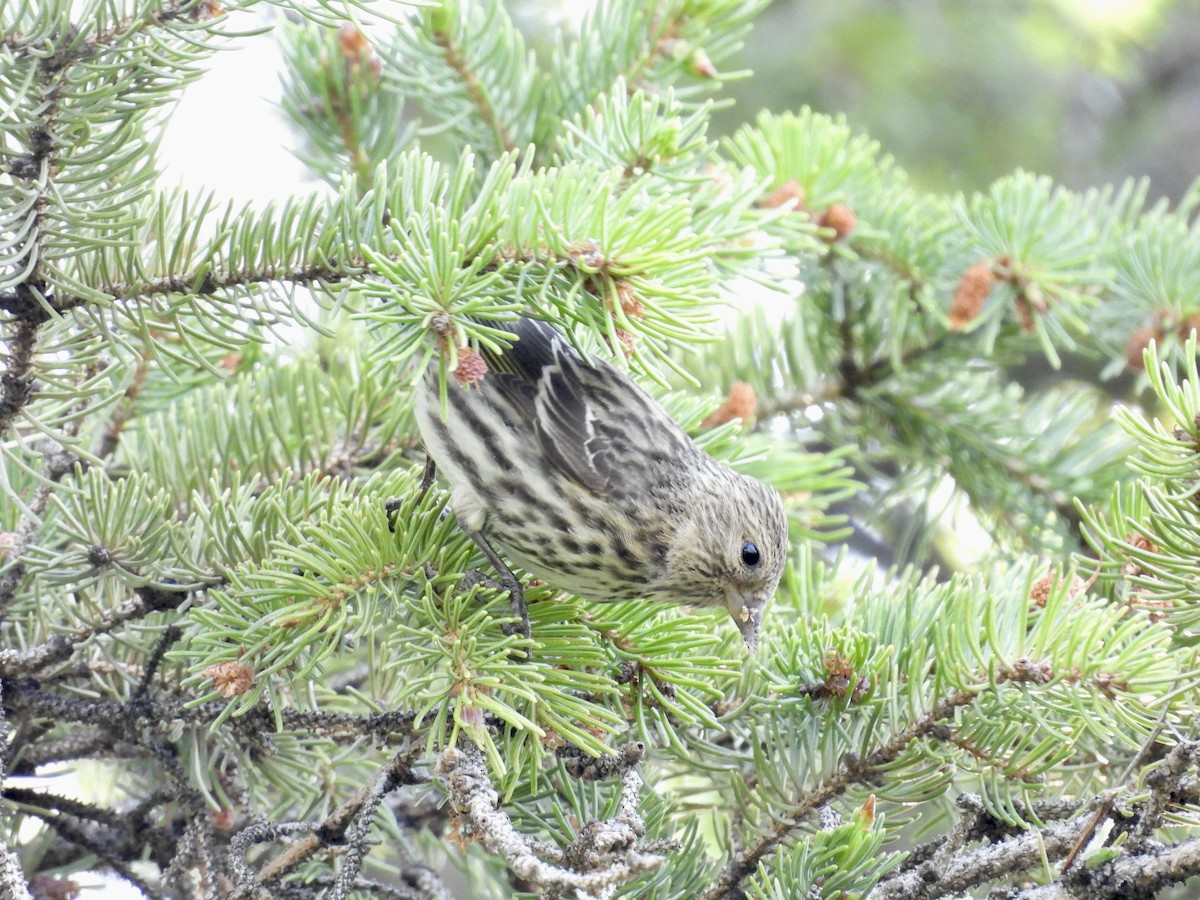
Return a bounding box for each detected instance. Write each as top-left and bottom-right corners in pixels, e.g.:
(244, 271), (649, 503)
(726, 592), (764, 655)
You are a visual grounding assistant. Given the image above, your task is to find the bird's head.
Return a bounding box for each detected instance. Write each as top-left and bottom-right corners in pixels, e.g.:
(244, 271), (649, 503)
(659, 468), (787, 654)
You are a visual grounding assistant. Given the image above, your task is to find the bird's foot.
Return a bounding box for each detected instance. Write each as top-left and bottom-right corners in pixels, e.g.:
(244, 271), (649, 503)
(384, 497), (403, 533)
(457, 569), (530, 640)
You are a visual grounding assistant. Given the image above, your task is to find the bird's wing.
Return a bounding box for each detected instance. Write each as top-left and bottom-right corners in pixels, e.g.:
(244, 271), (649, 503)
(480, 317), (687, 494)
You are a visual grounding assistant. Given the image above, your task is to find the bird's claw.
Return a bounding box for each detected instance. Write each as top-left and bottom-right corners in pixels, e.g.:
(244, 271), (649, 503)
(459, 570), (531, 640)
(501, 576), (531, 640)
(384, 497), (403, 533)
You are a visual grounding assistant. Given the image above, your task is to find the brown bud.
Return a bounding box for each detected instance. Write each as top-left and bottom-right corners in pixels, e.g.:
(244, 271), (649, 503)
(690, 48), (718, 79)
(567, 239), (606, 271)
(446, 818), (474, 852)
(1181, 312), (1200, 338)
(220, 351), (242, 372)
(1127, 534), (1158, 554)
(1013, 294), (1036, 333)
(615, 282), (645, 318)
(614, 328), (637, 357)
(0, 532), (16, 559)
(1124, 327), (1161, 372)
(823, 649), (855, 699)
(1092, 671), (1129, 699)
(338, 24), (370, 58)
(818, 203), (856, 242)
(1123, 533), (1159, 578)
(29, 877), (80, 900)
(1007, 656), (1053, 684)
(701, 381), (757, 428)
(823, 649), (852, 676)
(856, 795), (877, 827)
(1029, 571), (1054, 607)
(453, 346), (488, 387)
(1129, 595), (1171, 622)
(203, 661), (254, 698)
(949, 261), (995, 331)
(338, 24), (381, 80)
(1029, 571), (1090, 608)
(760, 178), (806, 211)
(196, 0), (224, 18)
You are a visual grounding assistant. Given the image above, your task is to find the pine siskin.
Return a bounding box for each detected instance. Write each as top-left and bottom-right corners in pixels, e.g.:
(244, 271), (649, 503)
(415, 317), (787, 652)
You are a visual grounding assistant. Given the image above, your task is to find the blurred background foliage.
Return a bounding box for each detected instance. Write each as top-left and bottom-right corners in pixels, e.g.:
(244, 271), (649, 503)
(516, 0), (1200, 203)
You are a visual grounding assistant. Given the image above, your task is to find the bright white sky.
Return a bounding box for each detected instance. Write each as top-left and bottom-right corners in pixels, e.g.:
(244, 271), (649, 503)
(160, 8), (310, 205)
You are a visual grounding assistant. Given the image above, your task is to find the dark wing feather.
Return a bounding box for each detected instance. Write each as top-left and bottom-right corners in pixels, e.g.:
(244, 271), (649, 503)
(477, 317), (687, 493)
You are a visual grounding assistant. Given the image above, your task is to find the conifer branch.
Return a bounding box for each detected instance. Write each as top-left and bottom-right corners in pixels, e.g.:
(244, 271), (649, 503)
(0, 581), (190, 677)
(1, 1), (213, 64)
(617, 9), (684, 97)
(96, 342), (157, 460)
(870, 742), (1200, 898)
(1013, 837), (1200, 900)
(233, 746), (430, 897)
(703, 659), (1062, 900)
(51, 259), (365, 315)
(438, 739), (673, 900)
(1, 682), (417, 757)
(429, 28), (515, 155)
(0, 832), (31, 900)
(12, 799), (169, 899)
(0, 363), (92, 622)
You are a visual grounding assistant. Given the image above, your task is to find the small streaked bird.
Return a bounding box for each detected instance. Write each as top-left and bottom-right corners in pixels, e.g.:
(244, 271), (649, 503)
(414, 316), (787, 652)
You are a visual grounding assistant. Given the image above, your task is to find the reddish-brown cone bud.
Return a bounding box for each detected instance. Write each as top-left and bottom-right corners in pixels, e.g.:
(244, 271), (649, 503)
(1029, 572), (1055, 607)
(690, 48), (718, 79)
(567, 240), (606, 271)
(949, 262), (995, 331)
(614, 328), (637, 358)
(338, 24), (381, 80)
(615, 282), (645, 318)
(701, 381), (757, 428)
(453, 346), (488, 387)
(760, 178), (806, 211)
(818, 203), (856, 242)
(1124, 327), (1161, 372)
(1123, 533), (1159, 578)
(1181, 312), (1200, 338)
(29, 877), (80, 900)
(1014, 295), (1036, 333)
(856, 795), (877, 827)
(338, 23), (369, 57)
(1029, 571), (1090, 608)
(203, 661), (254, 698)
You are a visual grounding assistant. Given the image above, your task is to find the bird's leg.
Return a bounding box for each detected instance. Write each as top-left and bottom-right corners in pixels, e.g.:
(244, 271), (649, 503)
(387, 457), (438, 530)
(418, 455), (437, 497)
(388, 457), (443, 584)
(464, 528), (530, 640)
(390, 457), (529, 639)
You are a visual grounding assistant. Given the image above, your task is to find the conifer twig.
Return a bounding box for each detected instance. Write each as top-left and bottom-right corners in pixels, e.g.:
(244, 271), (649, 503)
(439, 739), (674, 900)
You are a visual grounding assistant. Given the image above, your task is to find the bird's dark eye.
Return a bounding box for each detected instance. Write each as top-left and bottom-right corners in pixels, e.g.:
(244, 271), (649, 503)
(741, 542), (760, 567)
